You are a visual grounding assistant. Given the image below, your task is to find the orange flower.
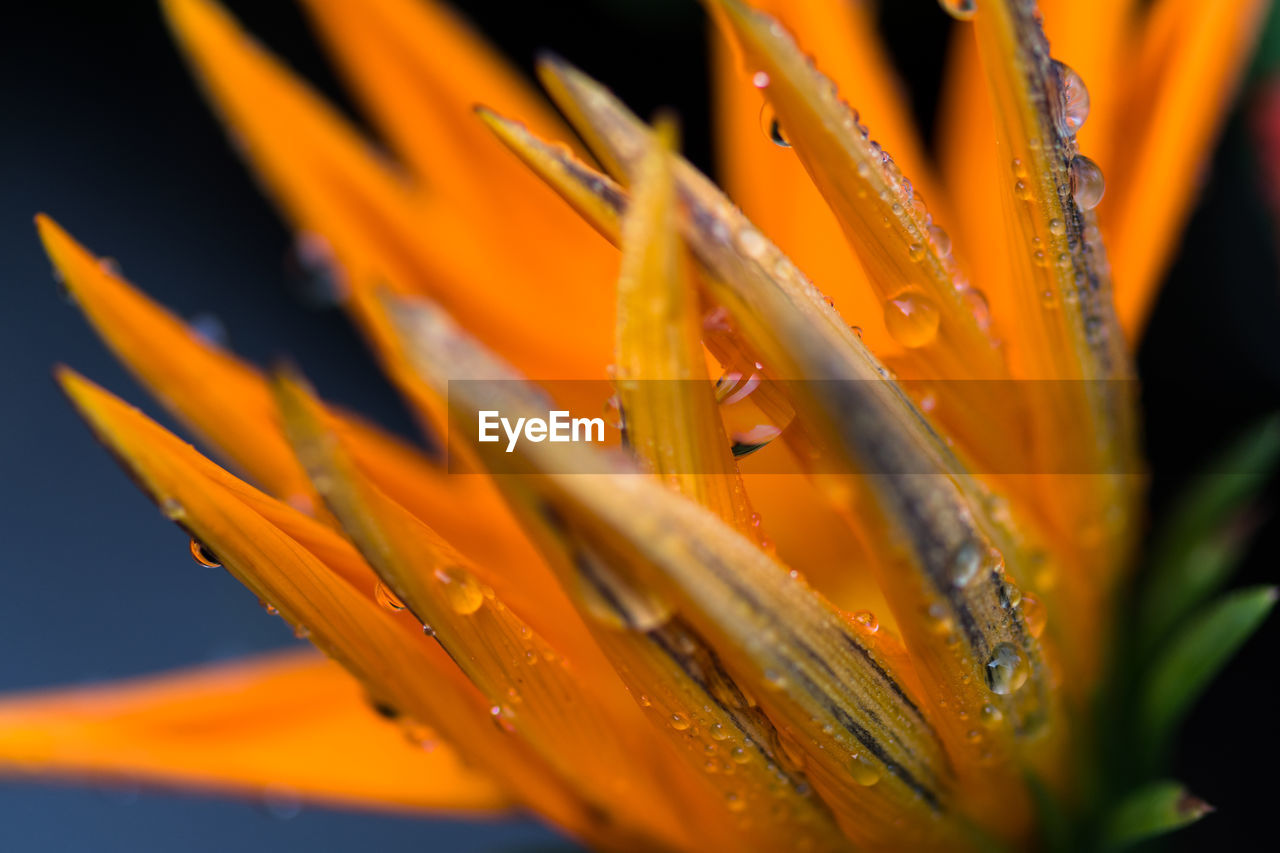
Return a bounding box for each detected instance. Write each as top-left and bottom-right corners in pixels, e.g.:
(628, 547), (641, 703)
(3, 0), (1274, 849)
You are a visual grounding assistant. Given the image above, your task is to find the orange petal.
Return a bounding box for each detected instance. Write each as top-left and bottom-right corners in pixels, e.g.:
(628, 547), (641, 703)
(613, 118), (757, 535)
(1107, 0), (1270, 338)
(54, 370), (616, 845)
(709, 0), (1034, 484)
(476, 108), (893, 618)
(0, 651), (507, 813)
(1038, 0), (1138, 173)
(37, 213), (314, 506)
(710, 1), (944, 360)
(297, 0), (568, 206)
(37, 214), (591, 655)
(384, 295), (965, 849)
(272, 371), (702, 852)
(161, 0), (614, 379)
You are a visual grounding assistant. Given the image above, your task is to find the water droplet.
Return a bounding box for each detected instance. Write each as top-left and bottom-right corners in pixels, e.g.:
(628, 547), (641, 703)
(1014, 179), (1032, 200)
(848, 753), (882, 786)
(703, 305), (733, 332)
(736, 226), (769, 259)
(489, 704), (516, 733)
(189, 538), (221, 568)
(1020, 592), (1047, 638)
(942, 0), (977, 21)
(948, 541), (984, 588)
(293, 624), (311, 640)
(1052, 60), (1090, 137)
(187, 312), (228, 349)
(759, 105), (791, 148)
(374, 582), (405, 612)
(160, 498), (185, 520)
(985, 642), (1030, 695)
(1069, 155), (1105, 210)
(602, 394), (625, 431)
(730, 423), (782, 457)
(908, 243), (926, 261)
(1048, 218), (1066, 236)
(751, 71), (771, 89)
(925, 601), (952, 632)
(883, 289), (941, 348)
(715, 371), (759, 406)
(729, 745), (750, 764)
(400, 720), (436, 749)
(669, 713), (691, 731)
(725, 791), (747, 812)
(262, 785), (303, 820)
(928, 224), (952, 257)
(435, 566), (485, 614)
(852, 610), (879, 633)
(979, 704), (1004, 728)
(961, 287), (991, 330)
(50, 266), (77, 305)
(763, 669), (788, 690)
(288, 233), (348, 307)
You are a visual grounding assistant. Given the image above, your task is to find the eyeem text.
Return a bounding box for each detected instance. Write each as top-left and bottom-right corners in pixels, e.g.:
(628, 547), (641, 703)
(478, 410), (606, 452)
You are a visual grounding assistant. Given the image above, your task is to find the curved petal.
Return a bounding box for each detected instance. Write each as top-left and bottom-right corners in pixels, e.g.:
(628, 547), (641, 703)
(1106, 0), (1270, 338)
(0, 651), (507, 813)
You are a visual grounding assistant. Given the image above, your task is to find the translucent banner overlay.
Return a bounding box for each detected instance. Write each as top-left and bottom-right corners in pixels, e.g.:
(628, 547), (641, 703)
(443, 379), (1258, 476)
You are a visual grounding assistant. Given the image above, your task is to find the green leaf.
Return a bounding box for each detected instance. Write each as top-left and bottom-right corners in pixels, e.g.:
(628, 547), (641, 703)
(1139, 415), (1280, 654)
(1101, 780), (1214, 851)
(1139, 586), (1277, 765)
(1249, 0), (1280, 81)
(1025, 771), (1075, 853)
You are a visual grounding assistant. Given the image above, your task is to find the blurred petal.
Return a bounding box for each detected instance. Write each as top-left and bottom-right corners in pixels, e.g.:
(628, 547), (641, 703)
(381, 295), (991, 850)
(614, 118), (757, 534)
(0, 651), (507, 813)
(272, 370), (701, 852)
(967, 0), (1142, 586)
(37, 213), (315, 508)
(710, 0), (940, 359)
(36, 214), (593, 656)
(54, 370), (615, 844)
(1107, 0), (1269, 338)
(298, 0), (570, 201)
(1038, 0), (1136, 170)
(709, 1), (1031, 483)
(479, 108), (892, 620)
(530, 60), (1083, 830)
(161, 0), (614, 379)
(280, 323), (850, 851)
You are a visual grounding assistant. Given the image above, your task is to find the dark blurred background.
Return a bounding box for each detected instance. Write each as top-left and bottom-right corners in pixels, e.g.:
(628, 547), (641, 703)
(2, 1), (1278, 850)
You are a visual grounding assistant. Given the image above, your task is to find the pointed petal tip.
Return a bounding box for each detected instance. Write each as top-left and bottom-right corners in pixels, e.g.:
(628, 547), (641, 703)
(159, 0), (222, 36)
(1178, 792), (1215, 819)
(34, 212), (72, 262)
(52, 366), (102, 414)
(534, 51), (594, 100)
